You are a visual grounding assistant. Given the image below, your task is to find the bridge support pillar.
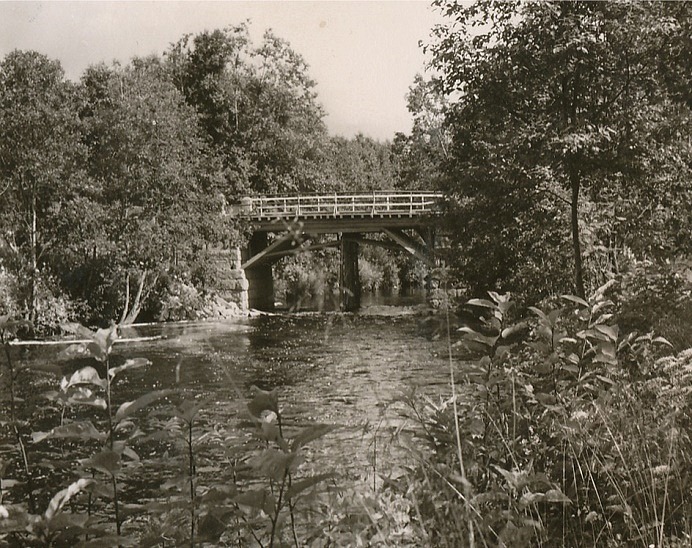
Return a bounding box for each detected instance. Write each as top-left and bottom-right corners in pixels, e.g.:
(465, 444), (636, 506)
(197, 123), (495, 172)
(422, 227), (436, 291)
(244, 232), (275, 311)
(341, 233), (361, 312)
(210, 248), (249, 312)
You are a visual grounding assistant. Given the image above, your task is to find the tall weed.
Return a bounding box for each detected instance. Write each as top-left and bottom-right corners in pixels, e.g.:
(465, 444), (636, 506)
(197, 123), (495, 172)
(395, 287), (691, 547)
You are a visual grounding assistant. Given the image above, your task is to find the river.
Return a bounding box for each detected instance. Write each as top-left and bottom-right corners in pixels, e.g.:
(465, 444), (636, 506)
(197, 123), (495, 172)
(2, 295), (458, 537)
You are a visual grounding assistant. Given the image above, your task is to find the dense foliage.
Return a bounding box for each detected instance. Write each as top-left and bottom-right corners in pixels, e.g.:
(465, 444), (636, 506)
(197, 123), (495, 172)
(0, 25), (414, 326)
(0, 317), (340, 546)
(427, 0), (691, 302)
(385, 288), (691, 547)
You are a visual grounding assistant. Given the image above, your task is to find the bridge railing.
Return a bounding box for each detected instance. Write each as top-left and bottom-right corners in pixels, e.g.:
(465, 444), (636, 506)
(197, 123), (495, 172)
(236, 192), (443, 219)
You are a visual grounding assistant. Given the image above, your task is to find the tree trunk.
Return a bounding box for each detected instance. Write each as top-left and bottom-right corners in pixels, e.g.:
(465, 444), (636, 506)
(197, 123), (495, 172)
(29, 190), (38, 322)
(121, 270), (156, 325)
(570, 170), (585, 299)
(119, 272), (132, 324)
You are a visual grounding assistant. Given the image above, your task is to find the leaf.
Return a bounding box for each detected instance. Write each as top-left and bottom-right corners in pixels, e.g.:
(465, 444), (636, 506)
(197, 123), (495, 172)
(501, 322), (528, 340)
(247, 386), (279, 418)
(122, 446), (140, 462)
(520, 492), (545, 505)
(85, 342), (106, 362)
(32, 421), (106, 443)
(466, 298), (496, 309)
(260, 420), (287, 450)
(115, 389), (175, 422)
(652, 336), (673, 347)
(536, 325), (553, 343)
(593, 341), (617, 365)
(90, 326), (120, 361)
(174, 397), (210, 423)
(251, 449), (300, 481)
(591, 300), (613, 316)
(291, 423), (336, 451)
(493, 465), (523, 490)
(66, 366), (106, 390)
(286, 473), (336, 499)
(548, 309), (562, 325)
(45, 478), (94, 521)
(567, 353), (580, 365)
(543, 489), (571, 504)
(197, 512), (227, 542)
(85, 450), (121, 476)
(108, 357), (151, 380)
(561, 294), (589, 308)
(234, 488), (275, 514)
(596, 375), (616, 385)
(595, 325), (619, 342)
(529, 306), (549, 323)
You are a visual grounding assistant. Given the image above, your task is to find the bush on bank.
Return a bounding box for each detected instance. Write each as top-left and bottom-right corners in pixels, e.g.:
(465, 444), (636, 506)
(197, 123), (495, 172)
(371, 286), (691, 547)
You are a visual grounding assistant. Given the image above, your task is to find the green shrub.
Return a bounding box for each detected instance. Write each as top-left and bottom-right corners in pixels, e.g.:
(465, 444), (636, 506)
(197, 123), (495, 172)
(275, 251), (340, 311)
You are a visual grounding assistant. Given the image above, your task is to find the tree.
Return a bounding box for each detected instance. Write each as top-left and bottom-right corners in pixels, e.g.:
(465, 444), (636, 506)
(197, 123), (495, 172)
(166, 25), (329, 197)
(323, 134), (399, 193)
(0, 51), (84, 320)
(427, 0), (691, 300)
(392, 74), (450, 190)
(71, 57), (229, 322)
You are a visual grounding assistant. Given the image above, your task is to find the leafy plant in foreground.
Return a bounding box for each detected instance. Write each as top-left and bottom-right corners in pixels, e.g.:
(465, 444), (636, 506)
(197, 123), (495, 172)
(397, 287), (689, 547)
(0, 316), (36, 514)
(229, 386), (336, 547)
(14, 323), (172, 546)
(134, 384), (338, 547)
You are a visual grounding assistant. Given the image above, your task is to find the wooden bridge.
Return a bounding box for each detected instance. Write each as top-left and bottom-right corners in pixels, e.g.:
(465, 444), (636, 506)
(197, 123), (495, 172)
(236, 191), (442, 228)
(229, 191), (444, 311)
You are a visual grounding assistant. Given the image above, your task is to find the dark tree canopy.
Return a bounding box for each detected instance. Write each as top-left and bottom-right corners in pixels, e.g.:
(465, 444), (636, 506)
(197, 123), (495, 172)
(427, 0), (691, 301)
(322, 134), (400, 193)
(0, 51), (85, 321)
(166, 25), (329, 197)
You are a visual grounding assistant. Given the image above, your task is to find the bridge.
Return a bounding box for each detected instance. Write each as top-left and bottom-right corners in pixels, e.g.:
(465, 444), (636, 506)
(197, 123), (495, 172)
(224, 191), (443, 311)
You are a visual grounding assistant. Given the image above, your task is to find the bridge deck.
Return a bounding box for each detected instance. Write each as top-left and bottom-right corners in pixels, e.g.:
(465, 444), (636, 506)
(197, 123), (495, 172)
(235, 192), (443, 221)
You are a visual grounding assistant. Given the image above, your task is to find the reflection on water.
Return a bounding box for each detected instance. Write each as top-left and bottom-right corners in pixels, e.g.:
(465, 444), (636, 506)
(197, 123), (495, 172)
(4, 292), (457, 509)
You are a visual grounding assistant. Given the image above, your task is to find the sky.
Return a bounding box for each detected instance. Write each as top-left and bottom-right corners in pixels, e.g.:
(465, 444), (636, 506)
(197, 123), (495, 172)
(0, 1), (444, 141)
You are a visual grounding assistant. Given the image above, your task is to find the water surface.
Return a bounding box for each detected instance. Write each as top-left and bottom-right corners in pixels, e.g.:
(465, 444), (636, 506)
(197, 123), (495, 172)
(4, 299), (458, 512)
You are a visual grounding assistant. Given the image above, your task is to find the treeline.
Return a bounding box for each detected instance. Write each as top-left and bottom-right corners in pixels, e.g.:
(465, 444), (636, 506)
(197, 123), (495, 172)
(0, 24), (421, 329)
